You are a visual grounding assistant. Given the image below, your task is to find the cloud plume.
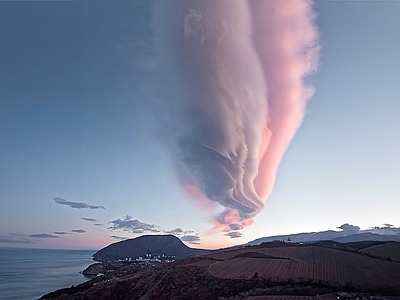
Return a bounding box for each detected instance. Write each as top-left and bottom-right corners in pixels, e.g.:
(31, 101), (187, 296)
(54, 197), (105, 209)
(153, 0), (319, 234)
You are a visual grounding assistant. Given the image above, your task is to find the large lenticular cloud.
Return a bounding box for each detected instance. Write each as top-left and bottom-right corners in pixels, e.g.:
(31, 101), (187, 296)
(152, 0), (319, 234)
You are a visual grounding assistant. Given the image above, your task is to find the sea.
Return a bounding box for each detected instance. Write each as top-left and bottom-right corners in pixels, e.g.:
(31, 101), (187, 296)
(0, 248), (96, 300)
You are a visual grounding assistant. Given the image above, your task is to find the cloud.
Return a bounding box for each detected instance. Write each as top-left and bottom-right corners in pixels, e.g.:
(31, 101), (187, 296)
(81, 217), (98, 222)
(180, 235), (201, 245)
(383, 223), (394, 228)
(108, 216), (200, 242)
(166, 228), (184, 235)
(228, 224), (243, 231)
(94, 223), (103, 226)
(152, 0), (320, 232)
(165, 228), (195, 236)
(224, 231), (242, 239)
(109, 216), (160, 234)
(0, 236), (33, 244)
(337, 223), (360, 232)
(111, 235), (129, 241)
(367, 224), (400, 236)
(30, 233), (59, 238)
(54, 197), (105, 209)
(71, 229), (86, 234)
(54, 231), (69, 235)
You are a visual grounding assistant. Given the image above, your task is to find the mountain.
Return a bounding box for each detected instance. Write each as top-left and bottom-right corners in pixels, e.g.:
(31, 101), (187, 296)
(92, 235), (209, 262)
(246, 224), (400, 246)
(246, 230), (341, 245)
(333, 232), (400, 243)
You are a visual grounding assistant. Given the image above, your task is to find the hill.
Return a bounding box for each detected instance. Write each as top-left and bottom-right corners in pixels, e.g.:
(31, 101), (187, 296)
(41, 240), (400, 299)
(360, 241), (400, 262)
(207, 243), (400, 288)
(92, 234), (209, 262)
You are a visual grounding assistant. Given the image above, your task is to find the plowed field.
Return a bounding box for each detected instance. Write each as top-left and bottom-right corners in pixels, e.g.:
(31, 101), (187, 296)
(360, 242), (400, 262)
(209, 246), (400, 289)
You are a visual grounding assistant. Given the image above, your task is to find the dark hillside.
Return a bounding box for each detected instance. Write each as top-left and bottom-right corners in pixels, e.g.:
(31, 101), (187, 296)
(41, 240), (400, 299)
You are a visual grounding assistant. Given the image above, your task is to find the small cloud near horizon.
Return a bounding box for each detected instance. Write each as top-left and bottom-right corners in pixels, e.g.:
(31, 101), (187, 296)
(0, 235), (33, 244)
(54, 231), (69, 235)
(337, 223), (360, 232)
(110, 235), (129, 241)
(224, 231), (242, 239)
(54, 197), (105, 209)
(180, 235), (201, 244)
(94, 223), (103, 226)
(81, 217), (97, 222)
(166, 228), (195, 236)
(382, 223), (394, 228)
(30, 233), (59, 238)
(71, 229), (86, 234)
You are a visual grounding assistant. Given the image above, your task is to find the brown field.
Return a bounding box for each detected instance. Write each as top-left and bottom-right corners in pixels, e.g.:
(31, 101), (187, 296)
(360, 242), (400, 262)
(209, 246), (400, 289)
(246, 296), (335, 300)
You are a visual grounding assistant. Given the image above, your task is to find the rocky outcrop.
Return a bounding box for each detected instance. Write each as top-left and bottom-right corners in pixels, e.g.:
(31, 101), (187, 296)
(81, 263), (105, 276)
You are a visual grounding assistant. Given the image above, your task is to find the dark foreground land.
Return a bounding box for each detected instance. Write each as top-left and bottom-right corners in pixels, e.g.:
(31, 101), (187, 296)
(41, 240), (400, 300)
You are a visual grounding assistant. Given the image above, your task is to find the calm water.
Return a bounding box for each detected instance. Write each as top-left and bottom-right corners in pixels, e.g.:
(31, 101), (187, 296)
(0, 248), (96, 300)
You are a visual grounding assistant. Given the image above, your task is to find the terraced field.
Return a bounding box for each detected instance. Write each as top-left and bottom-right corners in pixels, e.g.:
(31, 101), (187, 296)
(360, 242), (400, 262)
(247, 296), (336, 300)
(209, 246), (400, 289)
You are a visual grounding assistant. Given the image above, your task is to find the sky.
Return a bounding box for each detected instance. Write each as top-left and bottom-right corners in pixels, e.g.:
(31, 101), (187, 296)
(1, 0), (399, 250)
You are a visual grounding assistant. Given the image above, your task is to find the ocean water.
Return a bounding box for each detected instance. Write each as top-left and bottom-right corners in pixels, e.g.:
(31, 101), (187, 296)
(0, 248), (96, 300)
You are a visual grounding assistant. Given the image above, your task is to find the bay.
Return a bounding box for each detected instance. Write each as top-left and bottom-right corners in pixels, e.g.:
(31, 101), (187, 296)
(0, 248), (96, 300)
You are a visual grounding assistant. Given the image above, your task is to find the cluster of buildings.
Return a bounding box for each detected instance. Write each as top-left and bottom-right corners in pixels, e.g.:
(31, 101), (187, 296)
(115, 253), (176, 263)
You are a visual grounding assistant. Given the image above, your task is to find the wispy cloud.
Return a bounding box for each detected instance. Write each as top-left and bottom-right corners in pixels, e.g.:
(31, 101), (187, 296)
(71, 229), (86, 234)
(54, 231), (69, 235)
(0, 235), (33, 244)
(110, 235), (129, 241)
(180, 235), (201, 245)
(224, 231), (242, 239)
(81, 217), (97, 222)
(54, 197), (105, 209)
(30, 233), (59, 238)
(94, 223), (103, 226)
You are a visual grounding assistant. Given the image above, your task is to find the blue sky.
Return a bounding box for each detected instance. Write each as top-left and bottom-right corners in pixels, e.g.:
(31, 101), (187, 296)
(1, 0), (399, 250)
